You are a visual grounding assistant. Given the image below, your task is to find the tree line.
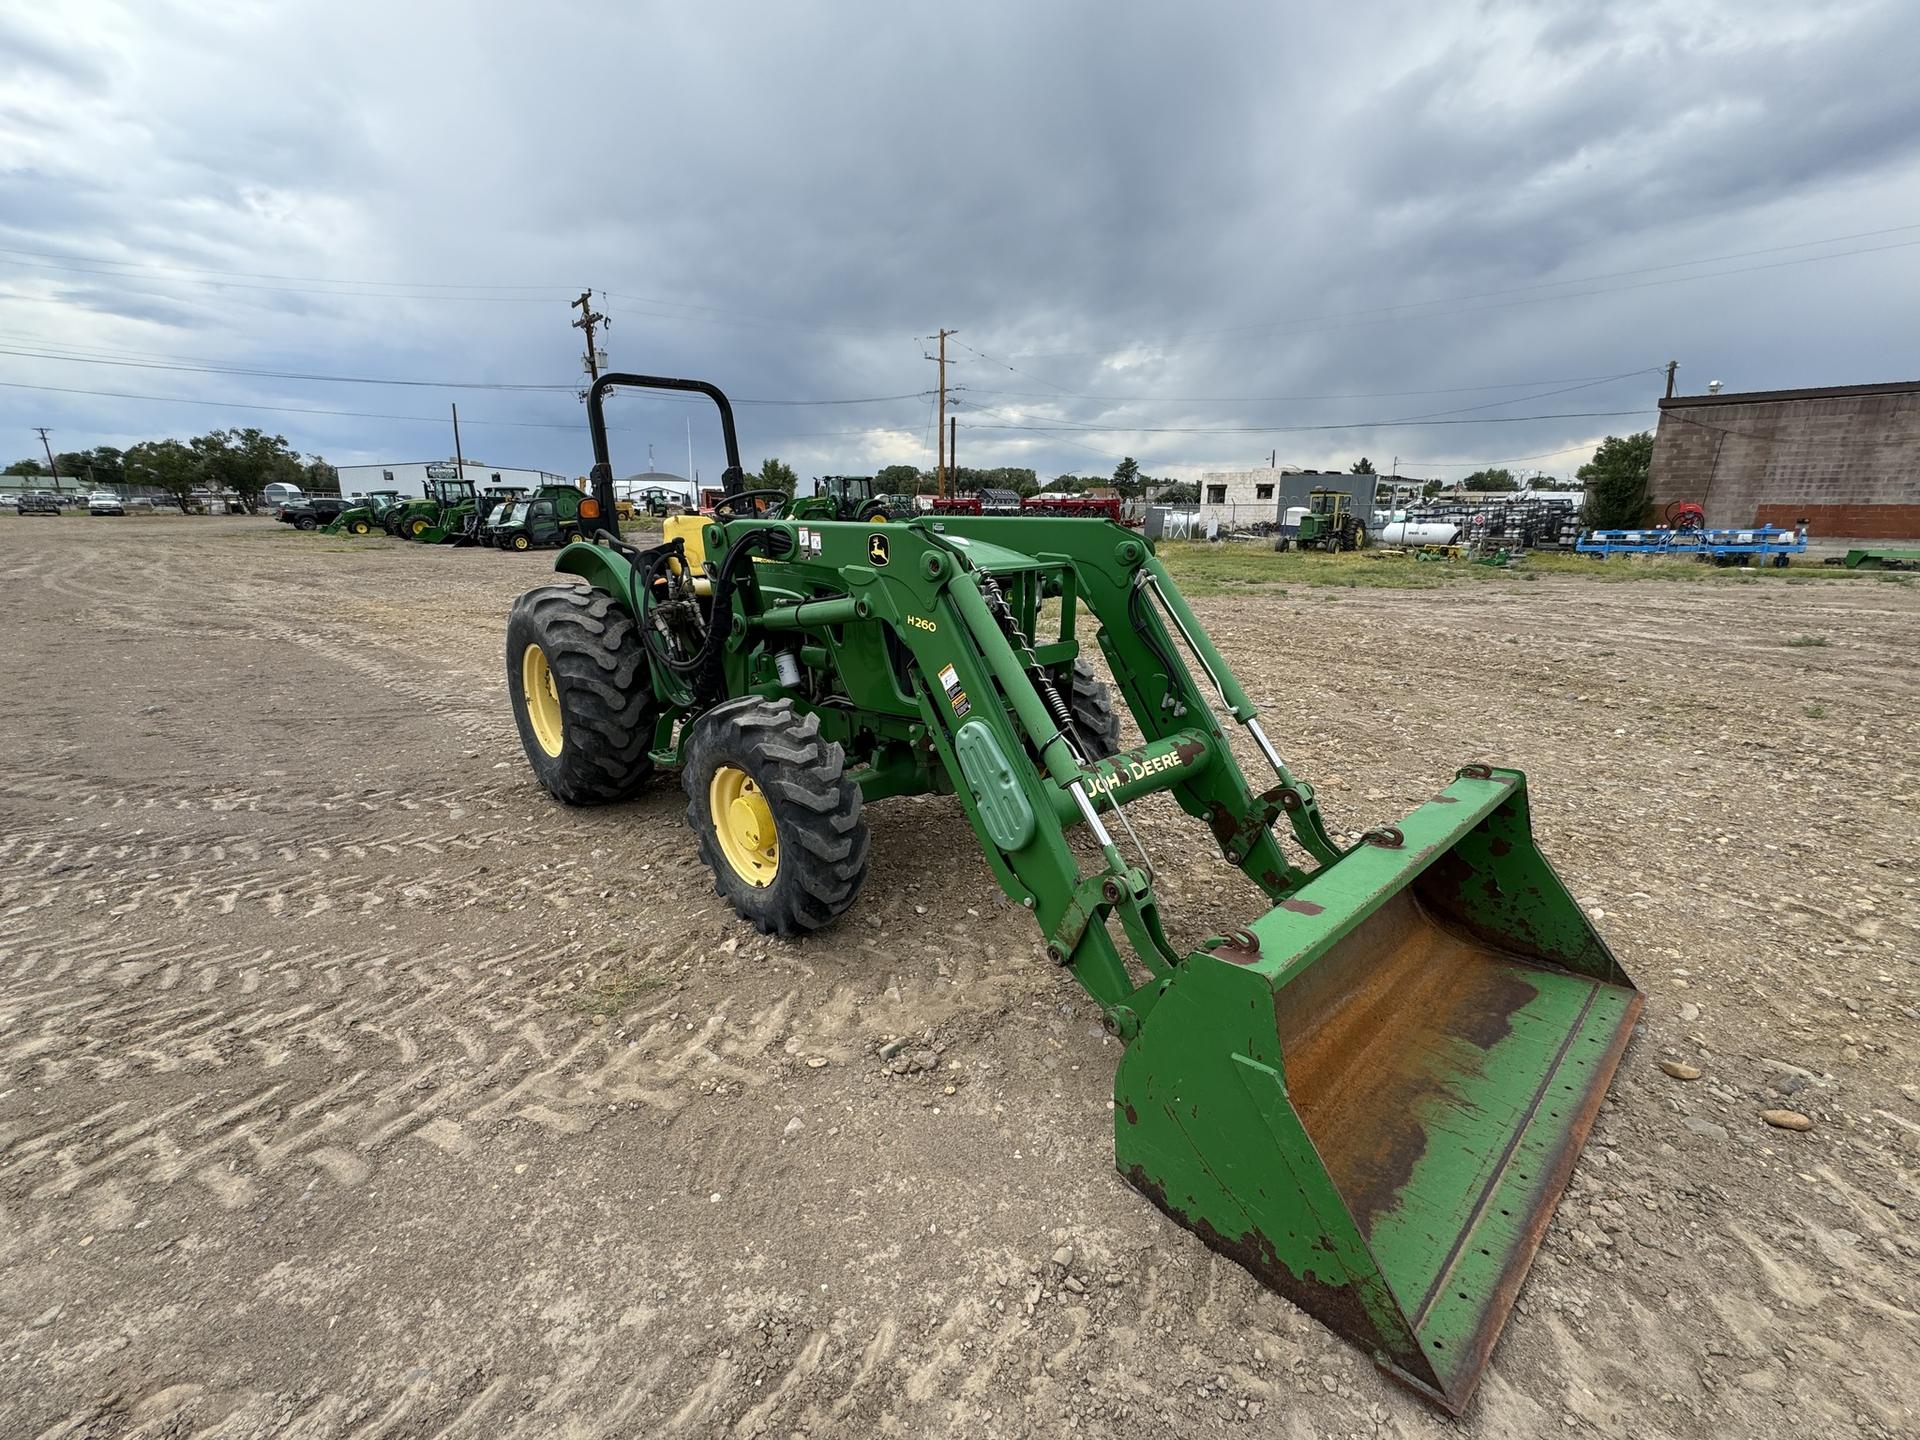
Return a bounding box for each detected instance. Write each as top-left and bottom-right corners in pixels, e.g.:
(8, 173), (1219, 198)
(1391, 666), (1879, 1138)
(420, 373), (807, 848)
(4, 430), (338, 512)
(752, 455), (1197, 502)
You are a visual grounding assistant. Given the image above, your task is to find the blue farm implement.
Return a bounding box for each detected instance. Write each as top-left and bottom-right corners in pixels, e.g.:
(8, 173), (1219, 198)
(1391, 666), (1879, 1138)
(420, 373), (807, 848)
(1576, 524), (1808, 568)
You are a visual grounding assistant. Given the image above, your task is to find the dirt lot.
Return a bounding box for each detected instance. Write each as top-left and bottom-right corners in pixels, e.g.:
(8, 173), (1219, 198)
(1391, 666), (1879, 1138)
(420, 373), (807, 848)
(2, 515), (1915, 1440)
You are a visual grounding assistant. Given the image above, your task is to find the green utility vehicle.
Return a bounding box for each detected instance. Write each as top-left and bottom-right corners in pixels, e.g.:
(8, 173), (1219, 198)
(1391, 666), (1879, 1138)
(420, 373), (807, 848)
(488, 485), (593, 551)
(503, 372), (1641, 1417)
(1292, 487), (1367, 552)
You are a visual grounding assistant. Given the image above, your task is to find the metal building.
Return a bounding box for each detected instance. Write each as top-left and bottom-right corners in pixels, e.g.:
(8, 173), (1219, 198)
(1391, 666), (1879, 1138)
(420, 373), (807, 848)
(336, 460), (571, 502)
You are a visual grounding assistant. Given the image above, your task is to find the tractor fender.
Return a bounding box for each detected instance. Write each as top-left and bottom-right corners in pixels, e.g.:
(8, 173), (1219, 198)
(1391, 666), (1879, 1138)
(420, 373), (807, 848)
(555, 541), (642, 616)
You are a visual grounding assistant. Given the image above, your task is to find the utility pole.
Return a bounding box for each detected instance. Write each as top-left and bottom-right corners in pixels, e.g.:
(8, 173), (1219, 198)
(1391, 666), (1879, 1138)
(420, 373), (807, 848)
(451, 403), (465, 478)
(1664, 360), (1678, 399)
(572, 290), (609, 393)
(925, 328), (956, 497)
(949, 416), (957, 491)
(35, 427), (60, 492)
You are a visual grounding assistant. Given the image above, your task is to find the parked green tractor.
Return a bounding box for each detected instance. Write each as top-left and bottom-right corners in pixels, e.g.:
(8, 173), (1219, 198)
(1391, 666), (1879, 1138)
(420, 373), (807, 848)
(488, 484), (593, 551)
(323, 489), (403, 536)
(408, 478), (481, 543)
(1293, 487), (1368, 552)
(788, 474), (896, 523)
(504, 372), (1641, 1416)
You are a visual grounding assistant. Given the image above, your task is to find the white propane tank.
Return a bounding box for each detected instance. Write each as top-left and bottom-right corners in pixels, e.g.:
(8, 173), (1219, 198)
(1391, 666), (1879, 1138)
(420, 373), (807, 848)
(1379, 520), (1462, 547)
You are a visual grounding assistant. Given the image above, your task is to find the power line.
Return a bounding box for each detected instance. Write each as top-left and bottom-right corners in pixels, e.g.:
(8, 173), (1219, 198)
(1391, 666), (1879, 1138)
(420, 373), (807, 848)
(958, 369), (1670, 405)
(957, 408), (1657, 436)
(0, 244), (561, 292)
(0, 345), (572, 390)
(0, 250), (905, 336)
(0, 378), (907, 440)
(1011, 230), (1920, 359)
(0, 345), (932, 405)
(0, 266), (565, 306)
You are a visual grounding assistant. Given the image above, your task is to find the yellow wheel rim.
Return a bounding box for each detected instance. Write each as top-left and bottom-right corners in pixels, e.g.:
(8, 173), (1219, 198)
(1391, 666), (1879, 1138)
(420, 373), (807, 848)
(709, 765), (778, 886)
(410, 517), (428, 536)
(521, 644), (564, 757)
(512, 533), (530, 550)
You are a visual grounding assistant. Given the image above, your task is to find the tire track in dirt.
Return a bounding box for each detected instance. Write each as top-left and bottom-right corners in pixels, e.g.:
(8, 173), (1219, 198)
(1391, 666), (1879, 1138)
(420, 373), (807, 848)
(0, 924), (815, 1211)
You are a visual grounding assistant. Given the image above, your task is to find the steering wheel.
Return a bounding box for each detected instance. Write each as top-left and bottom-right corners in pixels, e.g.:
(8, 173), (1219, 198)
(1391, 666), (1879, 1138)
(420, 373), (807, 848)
(711, 489), (789, 519)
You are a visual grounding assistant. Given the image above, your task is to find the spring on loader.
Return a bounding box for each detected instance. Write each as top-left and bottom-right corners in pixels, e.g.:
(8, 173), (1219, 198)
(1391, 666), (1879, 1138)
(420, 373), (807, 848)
(974, 571), (1081, 763)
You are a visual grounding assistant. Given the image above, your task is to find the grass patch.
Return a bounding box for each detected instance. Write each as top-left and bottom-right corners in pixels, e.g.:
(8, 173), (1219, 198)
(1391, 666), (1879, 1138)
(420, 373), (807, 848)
(1803, 703), (1828, 719)
(1151, 542), (1884, 594)
(1784, 634), (1830, 648)
(572, 968), (666, 1018)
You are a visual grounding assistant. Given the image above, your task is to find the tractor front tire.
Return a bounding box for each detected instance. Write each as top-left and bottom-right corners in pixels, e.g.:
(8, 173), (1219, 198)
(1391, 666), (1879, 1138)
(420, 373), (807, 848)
(683, 699), (869, 936)
(350, 519), (371, 535)
(506, 584), (656, 805)
(1063, 656), (1122, 760)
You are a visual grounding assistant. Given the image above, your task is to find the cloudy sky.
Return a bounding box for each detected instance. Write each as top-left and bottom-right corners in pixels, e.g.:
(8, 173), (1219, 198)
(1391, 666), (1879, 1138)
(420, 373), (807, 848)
(4, 0), (1918, 486)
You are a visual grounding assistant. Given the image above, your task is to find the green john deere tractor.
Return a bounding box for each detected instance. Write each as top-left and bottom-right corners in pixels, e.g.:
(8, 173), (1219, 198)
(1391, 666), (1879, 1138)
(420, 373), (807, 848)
(504, 372), (1641, 1417)
(323, 489), (403, 536)
(409, 478), (482, 543)
(1293, 487), (1368, 552)
(788, 474), (896, 523)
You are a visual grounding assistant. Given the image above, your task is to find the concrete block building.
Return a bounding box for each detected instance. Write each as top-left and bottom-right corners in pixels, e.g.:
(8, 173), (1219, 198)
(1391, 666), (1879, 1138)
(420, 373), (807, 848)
(1194, 468), (1381, 528)
(1649, 380), (1920, 539)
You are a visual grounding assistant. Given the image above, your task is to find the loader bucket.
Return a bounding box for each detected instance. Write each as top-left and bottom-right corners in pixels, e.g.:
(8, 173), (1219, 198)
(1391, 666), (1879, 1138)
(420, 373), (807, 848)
(1115, 767), (1639, 1415)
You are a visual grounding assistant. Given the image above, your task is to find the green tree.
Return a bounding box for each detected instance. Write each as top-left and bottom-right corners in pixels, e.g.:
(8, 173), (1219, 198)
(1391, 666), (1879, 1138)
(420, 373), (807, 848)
(1155, 481), (1200, 504)
(92, 446), (125, 489)
(1421, 479), (1444, 499)
(1578, 432), (1654, 529)
(755, 457), (798, 496)
(1112, 457), (1141, 496)
(190, 428), (303, 513)
(1350, 456), (1376, 474)
(124, 439), (202, 513)
(875, 463), (922, 494)
(304, 457), (340, 494)
(4, 457), (47, 476)
(1463, 467), (1518, 492)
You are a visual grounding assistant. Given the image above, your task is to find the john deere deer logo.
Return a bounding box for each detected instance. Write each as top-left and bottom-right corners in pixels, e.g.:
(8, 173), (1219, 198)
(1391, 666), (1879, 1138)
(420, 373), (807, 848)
(867, 533), (890, 566)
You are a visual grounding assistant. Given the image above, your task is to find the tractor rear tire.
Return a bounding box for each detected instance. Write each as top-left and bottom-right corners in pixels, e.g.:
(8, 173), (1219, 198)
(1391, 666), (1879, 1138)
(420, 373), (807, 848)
(1063, 656), (1122, 761)
(683, 698), (869, 936)
(506, 583), (656, 805)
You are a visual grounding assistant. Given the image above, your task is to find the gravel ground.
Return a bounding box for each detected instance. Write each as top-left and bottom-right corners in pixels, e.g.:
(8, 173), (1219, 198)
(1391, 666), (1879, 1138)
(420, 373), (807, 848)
(2, 515), (1915, 1440)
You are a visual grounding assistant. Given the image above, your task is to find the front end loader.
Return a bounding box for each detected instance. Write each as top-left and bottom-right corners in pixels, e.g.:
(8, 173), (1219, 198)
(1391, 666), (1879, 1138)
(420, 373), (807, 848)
(323, 489), (402, 535)
(503, 372), (1641, 1416)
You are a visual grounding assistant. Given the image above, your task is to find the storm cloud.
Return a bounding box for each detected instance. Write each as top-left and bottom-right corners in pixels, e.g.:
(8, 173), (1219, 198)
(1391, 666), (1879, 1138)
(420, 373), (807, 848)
(3, 0), (1917, 484)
